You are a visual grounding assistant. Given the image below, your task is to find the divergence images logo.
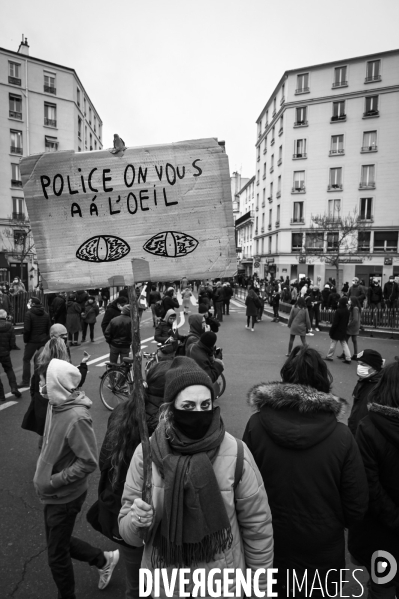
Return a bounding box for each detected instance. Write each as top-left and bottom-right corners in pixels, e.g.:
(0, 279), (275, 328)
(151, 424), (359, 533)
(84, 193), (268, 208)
(371, 550), (397, 585)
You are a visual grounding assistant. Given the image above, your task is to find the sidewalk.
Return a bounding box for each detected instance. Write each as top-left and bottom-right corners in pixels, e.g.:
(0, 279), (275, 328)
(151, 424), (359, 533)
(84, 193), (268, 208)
(233, 294), (399, 341)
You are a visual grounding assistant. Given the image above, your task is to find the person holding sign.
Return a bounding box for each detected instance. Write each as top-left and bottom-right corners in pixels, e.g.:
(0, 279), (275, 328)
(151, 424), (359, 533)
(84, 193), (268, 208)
(118, 356), (274, 597)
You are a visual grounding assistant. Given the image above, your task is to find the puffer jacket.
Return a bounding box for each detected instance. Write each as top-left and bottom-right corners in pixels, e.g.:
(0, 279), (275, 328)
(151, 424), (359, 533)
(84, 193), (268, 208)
(23, 305), (51, 344)
(243, 382), (368, 592)
(348, 403), (399, 586)
(119, 432), (274, 598)
(0, 318), (16, 356)
(104, 307), (131, 348)
(347, 370), (384, 436)
(187, 340), (224, 383)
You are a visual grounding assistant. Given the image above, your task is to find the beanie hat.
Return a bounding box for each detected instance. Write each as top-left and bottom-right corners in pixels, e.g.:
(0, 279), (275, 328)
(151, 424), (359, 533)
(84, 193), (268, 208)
(164, 356), (215, 403)
(357, 349), (383, 371)
(50, 323), (68, 337)
(200, 331), (217, 350)
(46, 358), (82, 405)
(117, 296), (128, 305)
(198, 304), (208, 314)
(146, 360), (172, 397)
(30, 296), (41, 305)
(121, 305), (131, 315)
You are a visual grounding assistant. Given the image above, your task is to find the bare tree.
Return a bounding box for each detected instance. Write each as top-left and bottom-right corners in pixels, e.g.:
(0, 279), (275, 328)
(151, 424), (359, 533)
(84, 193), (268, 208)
(301, 208), (371, 290)
(1, 215), (35, 283)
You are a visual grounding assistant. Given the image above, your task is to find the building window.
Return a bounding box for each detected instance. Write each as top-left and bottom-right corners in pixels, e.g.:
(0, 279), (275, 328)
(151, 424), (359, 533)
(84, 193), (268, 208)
(330, 134), (344, 155)
(328, 167), (343, 190)
(90, 133), (93, 150)
(293, 171), (305, 192)
(362, 131), (377, 152)
(94, 116), (97, 133)
(270, 154), (274, 171)
(98, 123), (101, 140)
(281, 83), (285, 104)
(11, 163), (22, 187)
(84, 98), (87, 116)
(292, 232), (303, 251)
(295, 106), (308, 126)
(45, 136), (58, 152)
(364, 96), (379, 117)
(365, 60), (381, 83)
(9, 94), (22, 120)
(44, 72), (56, 94)
(327, 232), (339, 252)
(277, 175), (281, 195)
(268, 236), (272, 254)
(360, 197), (373, 220)
(292, 202), (304, 223)
(263, 137), (267, 154)
(89, 107), (92, 125)
(262, 188), (266, 206)
(269, 209), (272, 226)
(94, 140), (97, 150)
(328, 199), (341, 221)
(279, 116), (283, 135)
(10, 130), (22, 154)
(273, 97), (276, 115)
(278, 145), (282, 161)
(332, 101), (346, 121)
(296, 73), (309, 93)
(9, 61), (21, 85)
(14, 228), (27, 246)
(374, 231), (398, 253)
(44, 103), (57, 127)
(263, 162), (267, 178)
(77, 88), (80, 107)
(271, 126), (275, 144)
(78, 116), (82, 139)
(85, 126), (88, 149)
(256, 193), (259, 210)
(12, 197), (25, 221)
(257, 146), (261, 161)
(306, 232), (324, 250)
(333, 66), (347, 87)
(360, 165), (375, 188)
(78, 146), (81, 152)
(358, 231), (371, 252)
(294, 139), (307, 158)
(276, 205), (280, 225)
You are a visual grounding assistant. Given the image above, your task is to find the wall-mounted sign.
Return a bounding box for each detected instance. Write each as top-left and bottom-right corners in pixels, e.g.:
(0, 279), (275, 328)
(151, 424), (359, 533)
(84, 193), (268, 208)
(236, 247), (242, 253)
(384, 257), (393, 266)
(266, 258), (275, 264)
(299, 256), (306, 264)
(254, 262), (260, 268)
(20, 138), (236, 291)
(338, 258), (364, 264)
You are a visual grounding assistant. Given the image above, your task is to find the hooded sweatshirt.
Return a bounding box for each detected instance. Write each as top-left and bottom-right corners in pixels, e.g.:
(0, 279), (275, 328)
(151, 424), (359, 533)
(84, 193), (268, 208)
(33, 359), (98, 505)
(185, 313), (204, 354)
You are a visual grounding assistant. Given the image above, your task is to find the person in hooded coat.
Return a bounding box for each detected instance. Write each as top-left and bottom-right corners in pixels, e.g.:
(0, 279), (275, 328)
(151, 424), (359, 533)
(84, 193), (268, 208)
(324, 296), (351, 363)
(245, 286), (262, 331)
(186, 331), (224, 384)
(348, 360), (399, 599)
(185, 313), (208, 354)
(66, 294), (82, 346)
(33, 358), (119, 598)
(243, 346), (368, 598)
(20, 296), (51, 386)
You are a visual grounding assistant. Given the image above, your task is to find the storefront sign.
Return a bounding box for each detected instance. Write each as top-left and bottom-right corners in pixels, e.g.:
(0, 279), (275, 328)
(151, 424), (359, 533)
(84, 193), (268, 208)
(20, 138), (236, 291)
(384, 257), (393, 265)
(266, 258), (275, 264)
(338, 258), (364, 264)
(236, 247), (242, 252)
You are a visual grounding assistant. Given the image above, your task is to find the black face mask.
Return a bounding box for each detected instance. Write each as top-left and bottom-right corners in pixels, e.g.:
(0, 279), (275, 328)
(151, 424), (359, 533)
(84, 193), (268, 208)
(172, 406), (213, 440)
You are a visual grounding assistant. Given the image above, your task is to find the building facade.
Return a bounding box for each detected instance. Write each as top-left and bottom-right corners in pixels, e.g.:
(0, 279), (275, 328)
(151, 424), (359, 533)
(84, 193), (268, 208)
(254, 49), (399, 288)
(0, 37), (103, 288)
(235, 176), (255, 276)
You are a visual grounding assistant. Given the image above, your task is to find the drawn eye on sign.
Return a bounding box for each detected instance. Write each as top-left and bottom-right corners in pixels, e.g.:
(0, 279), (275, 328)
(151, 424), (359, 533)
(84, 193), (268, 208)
(143, 231), (199, 258)
(76, 235), (130, 262)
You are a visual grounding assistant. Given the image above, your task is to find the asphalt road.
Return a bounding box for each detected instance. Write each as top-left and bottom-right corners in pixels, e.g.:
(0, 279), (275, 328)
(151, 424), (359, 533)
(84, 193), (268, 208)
(1, 295), (397, 598)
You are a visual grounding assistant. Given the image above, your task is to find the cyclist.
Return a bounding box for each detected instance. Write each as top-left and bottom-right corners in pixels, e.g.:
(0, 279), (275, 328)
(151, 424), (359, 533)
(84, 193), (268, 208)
(154, 310), (184, 360)
(104, 305), (132, 364)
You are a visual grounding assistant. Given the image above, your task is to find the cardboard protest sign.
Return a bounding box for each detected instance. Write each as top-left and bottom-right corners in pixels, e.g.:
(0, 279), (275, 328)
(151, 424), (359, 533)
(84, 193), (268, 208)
(20, 138), (236, 291)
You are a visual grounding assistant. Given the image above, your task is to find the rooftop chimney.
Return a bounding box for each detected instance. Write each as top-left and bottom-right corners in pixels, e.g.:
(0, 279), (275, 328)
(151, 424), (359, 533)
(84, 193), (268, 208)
(18, 35), (29, 56)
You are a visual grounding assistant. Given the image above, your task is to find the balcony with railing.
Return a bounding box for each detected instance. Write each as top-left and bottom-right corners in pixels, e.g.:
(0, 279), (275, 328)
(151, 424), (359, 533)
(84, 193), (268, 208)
(359, 215), (374, 223)
(262, 174), (266, 180)
(257, 155), (260, 162)
(256, 206), (259, 211)
(276, 190), (281, 198)
(332, 81), (348, 88)
(263, 147), (267, 155)
(277, 158), (282, 166)
(361, 145), (378, 153)
(293, 153), (307, 159)
(268, 224), (272, 230)
(291, 185), (306, 193)
(365, 75), (381, 83)
(331, 114), (346, 122)
(295, 87), (310, 94)
(275, 221), (280, 228)
(329, 149), (344, 156)
(294, 120), (308, 127)
(8, 76), (21, 86)
(280, 96), (285, 105)
(270, 138), (275, 146)
(270, 166), (274, 174)
(278, 127), (283, 136)
(45, 118), (57, 127)
(262, 200), (265, 208)
(11, 179), (22, 187)
(363, 110), (379, 118)
(10, 146), (23, 155)
(12, 212), (25, 221)
(359, 181), (376, 189)
(261, 226), (265, 233)
(291, 218), (305, 225)
(44, 85), (56, 94)
(268, 196), (273, 203)
(327, 183), (343, 191)
(9, 110), (22, 120)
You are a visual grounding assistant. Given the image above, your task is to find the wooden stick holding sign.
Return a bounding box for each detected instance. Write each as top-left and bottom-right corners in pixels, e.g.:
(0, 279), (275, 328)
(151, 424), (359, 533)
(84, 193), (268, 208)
(127, 263), (152, 538)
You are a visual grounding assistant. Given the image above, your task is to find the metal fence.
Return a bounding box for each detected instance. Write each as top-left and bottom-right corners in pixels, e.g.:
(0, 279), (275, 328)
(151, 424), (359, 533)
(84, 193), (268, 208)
(234, 287), (399, 330)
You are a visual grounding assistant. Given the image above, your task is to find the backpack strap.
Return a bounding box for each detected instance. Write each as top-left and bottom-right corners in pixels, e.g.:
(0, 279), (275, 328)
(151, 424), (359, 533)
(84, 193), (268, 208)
(233, 439), (244, 492)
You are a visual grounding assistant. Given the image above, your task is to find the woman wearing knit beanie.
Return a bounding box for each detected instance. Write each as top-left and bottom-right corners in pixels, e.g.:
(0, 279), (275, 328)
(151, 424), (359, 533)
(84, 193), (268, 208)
(119, 356), (274, 597)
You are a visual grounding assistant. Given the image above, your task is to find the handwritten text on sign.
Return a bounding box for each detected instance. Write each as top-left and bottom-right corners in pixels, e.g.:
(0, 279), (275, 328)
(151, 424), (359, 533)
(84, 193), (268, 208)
(20, 138), (236, 291)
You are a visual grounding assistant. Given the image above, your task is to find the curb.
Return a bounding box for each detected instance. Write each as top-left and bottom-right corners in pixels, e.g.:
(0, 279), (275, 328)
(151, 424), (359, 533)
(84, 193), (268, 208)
(233, 296), (399, 341)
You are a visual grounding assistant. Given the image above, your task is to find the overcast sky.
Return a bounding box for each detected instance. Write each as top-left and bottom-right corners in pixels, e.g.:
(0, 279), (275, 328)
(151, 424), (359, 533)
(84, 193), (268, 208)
(2, 0), (398, 177)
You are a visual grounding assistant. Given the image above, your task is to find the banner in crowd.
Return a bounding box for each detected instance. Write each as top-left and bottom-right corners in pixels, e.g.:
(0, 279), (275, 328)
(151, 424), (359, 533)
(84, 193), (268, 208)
(20, 138), (236, 291)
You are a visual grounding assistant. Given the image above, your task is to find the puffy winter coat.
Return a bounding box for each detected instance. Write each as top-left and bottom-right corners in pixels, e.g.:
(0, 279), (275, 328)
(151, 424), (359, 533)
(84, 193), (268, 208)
(161, 294), (179, 314)
(66, 300), (82, 334)
(104, 310), (132, 348)
(287, 306), (311, 336)
(346, 306), (360, 336)
(0, 318), (16, 356)
(23, 305), (51, 344)
(101, 299), (123, 333)
(245, 290), (262, 316)
(81, 301), (99, 324)
(348, 403), (399, 586)
(243, 382), (368, 592)
(347, 371), (383, 436)
(154, 310), (183, 348)
(329, 305), (350, 341)
(348, 284), (366, 305)
(119, 432), (274, 598)
(187, 340), (224, 383)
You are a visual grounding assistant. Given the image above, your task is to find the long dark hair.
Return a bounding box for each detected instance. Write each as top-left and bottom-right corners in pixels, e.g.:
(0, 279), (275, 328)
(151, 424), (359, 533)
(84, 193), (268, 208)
(281, 346), (333, 393)
(368, 361), (399, 408)
(349, 296), (361, 313)
(105, 397), (140, 488)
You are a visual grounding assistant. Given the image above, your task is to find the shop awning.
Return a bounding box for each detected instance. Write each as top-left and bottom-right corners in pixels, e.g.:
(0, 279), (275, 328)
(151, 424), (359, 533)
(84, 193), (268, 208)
(0, 253), (9, 270)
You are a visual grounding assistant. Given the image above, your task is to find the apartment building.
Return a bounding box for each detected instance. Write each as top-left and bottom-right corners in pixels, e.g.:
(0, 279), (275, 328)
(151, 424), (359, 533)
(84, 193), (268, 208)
(0, 37), (103, 288)
(235, 175), (255, 276)
(254, 49), (399, 287)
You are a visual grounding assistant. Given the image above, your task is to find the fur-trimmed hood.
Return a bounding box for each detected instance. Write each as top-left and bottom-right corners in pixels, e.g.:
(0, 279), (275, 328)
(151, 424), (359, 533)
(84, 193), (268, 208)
(368, 402), (399, 449)
(247, 382), (347, 450)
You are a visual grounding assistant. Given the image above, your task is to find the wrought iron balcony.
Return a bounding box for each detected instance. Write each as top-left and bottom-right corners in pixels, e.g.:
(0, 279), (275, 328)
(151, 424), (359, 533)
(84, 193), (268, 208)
(329, 149), (344, 156)
(9, 110), (22, 120)
(11, 179), (22, 187)
(256, 206), (259, 211)
(290, 218), (304, 224)
(275, 221), (280, 228)
(270, 138), (275, 146)
(294, 120), (308, 127)
(8, 76), (21, 86)
(268, 196), (273, 203)
(268, 224), (272, 230)
(361, 145), (378, 152)
(44, 85), (56, 94)
(359, 181), (376, 189)
(295, 87), (310, 94)
(365, 75), (381, 83)
(10, 146), (23, 154)
(363, 110), (379, 118)
(276, 190), (281, 198)
(293, 153), (307, 159)
(277, 158), (282, 166)
(45, 118), (57, 127)
(291, 185), (306, 193)
(270, 166), (274, 173)
(332, 81), (348, 88)
(278, 127), (283, 136)
(327, 183), (343, 191)
(12, 212), (25, 221)
(331, 114), (346, 122)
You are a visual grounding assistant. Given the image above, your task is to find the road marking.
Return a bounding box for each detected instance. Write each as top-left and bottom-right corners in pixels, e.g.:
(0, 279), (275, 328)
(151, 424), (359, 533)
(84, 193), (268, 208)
(95, 362), (108, 368)
(0, 401), (18, 411)
(231, 299), (244, 307)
